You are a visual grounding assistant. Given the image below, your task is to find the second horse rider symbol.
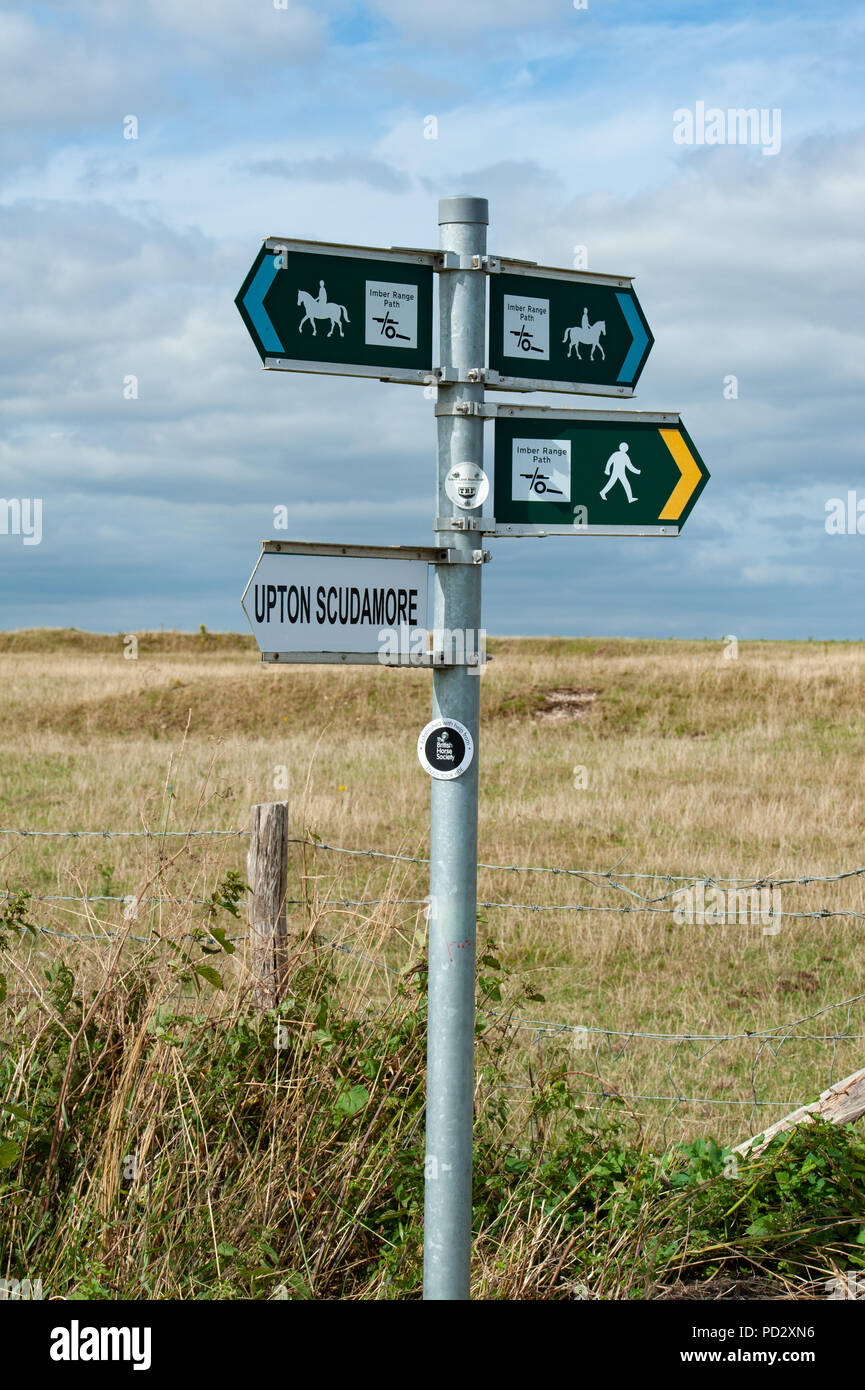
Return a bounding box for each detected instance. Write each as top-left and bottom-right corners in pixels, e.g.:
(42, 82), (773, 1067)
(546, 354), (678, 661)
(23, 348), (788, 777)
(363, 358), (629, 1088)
(600, 443), (640, 503)
(297, 281), (351, 338)
(562, 307), (606, 361)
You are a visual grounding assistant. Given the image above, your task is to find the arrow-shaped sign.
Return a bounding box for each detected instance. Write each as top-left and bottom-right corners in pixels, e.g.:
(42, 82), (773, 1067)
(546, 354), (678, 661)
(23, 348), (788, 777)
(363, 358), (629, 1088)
(241, 541), (442, 663)
(492, 407), (709, 535)
(488, 262), (654, 397)
(235, 237), (435, 384)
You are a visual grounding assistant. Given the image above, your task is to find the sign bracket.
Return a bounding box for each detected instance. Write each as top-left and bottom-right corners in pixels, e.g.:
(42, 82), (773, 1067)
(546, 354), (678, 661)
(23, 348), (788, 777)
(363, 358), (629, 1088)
(435, 252), (503, 273)
(433, 515), (491, 532)
(260, 539), (489, 565)
(260, 539), (447, 562)
(492, 404), (681, 425)
(434, 399), (494, 418)
(490, 524), (679, 538)
(444, 548), (492, 565)
(485, 368), (634, 397)
(263, 356), (433, 386)
(264, 236), (439, 268)
(260, 651), (483, 668)
(435, 367), (488, 385)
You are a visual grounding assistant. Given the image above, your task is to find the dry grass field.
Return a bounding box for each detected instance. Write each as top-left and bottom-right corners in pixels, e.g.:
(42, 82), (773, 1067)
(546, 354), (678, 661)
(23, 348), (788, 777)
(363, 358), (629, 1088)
(3, 628), (865, 1150)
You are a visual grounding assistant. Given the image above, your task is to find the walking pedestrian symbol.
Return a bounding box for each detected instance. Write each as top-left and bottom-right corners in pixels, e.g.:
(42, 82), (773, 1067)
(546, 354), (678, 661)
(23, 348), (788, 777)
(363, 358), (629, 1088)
(599, 442), (640, 503)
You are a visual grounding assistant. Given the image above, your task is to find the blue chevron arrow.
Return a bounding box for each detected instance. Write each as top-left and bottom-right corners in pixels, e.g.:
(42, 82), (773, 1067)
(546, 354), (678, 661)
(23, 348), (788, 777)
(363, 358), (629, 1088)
(244, 254), (283, 354)
(616, 292), (649, 384)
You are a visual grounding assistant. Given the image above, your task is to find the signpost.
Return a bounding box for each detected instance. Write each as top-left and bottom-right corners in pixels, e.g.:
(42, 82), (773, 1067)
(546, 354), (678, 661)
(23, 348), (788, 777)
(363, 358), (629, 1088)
(487, 262), (653, 396)
(492, 406), (709, 536)
(235, 239), (435, 384)
(236, 199), (710, 1302)
(424, 196), (487, 1302)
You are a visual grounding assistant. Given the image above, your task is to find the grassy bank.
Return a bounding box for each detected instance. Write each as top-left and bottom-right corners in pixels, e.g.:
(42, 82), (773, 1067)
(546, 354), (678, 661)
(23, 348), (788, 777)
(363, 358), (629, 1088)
(2, 630), (865, 1296)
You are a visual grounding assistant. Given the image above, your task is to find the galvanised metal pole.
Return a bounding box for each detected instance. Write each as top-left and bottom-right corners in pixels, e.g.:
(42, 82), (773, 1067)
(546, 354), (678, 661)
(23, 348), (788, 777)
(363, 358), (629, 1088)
(424, 194), (488, 1301)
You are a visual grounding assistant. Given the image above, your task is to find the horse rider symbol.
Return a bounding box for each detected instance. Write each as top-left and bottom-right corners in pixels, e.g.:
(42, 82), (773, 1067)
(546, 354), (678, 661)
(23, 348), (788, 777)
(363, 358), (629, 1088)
(297, 280), (351, 337)
(562, 308), (606, 361)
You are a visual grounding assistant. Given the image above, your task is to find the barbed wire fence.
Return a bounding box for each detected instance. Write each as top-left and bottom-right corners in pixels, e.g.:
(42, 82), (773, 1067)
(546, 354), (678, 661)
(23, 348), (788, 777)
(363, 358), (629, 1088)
(2, 822), (864, 1142)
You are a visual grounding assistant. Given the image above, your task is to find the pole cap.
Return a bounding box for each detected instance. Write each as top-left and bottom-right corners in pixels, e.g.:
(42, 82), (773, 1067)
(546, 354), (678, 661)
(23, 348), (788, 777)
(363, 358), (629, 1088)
(438, 195), (489, 225)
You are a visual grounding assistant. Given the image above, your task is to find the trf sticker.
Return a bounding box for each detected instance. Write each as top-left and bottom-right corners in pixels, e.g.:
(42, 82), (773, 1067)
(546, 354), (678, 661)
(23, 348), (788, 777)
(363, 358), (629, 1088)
(445, 463), (490, 511)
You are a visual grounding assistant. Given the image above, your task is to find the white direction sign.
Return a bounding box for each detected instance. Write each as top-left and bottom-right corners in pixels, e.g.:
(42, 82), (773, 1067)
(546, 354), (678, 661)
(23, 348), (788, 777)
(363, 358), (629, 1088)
(242, 542), (439, 664)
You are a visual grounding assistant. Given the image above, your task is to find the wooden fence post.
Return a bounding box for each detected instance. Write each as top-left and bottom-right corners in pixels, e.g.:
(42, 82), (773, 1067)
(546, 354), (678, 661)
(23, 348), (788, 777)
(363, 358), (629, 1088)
(247, 801), (289, 1010)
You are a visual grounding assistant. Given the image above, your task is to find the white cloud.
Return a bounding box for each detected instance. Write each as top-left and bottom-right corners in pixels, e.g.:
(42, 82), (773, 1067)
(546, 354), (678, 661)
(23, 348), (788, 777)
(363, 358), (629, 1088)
(366, 0), (569, 39)
(43, 0), (325, 57)
(147, 0), (324, 56)
(0, 11), (131, 128)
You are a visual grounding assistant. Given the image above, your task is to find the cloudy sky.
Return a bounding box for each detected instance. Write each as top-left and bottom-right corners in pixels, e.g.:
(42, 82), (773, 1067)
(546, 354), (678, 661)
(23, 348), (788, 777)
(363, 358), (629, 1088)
(1, 0), (862, 637)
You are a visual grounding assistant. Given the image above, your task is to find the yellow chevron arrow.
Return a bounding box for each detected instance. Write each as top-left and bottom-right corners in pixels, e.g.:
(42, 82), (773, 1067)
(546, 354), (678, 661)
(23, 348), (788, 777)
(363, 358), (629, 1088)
(658, 428), (702, 521)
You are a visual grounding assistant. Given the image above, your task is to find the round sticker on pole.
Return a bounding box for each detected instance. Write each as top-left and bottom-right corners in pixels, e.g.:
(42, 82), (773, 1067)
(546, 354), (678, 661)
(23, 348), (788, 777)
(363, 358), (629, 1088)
(417, 718), (474, 780)
(445, 462), (489, 511)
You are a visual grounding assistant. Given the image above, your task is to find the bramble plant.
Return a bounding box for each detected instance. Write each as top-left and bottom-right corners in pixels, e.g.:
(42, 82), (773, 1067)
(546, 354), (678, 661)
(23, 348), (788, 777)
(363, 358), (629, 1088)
(0, 888), (36, 1006)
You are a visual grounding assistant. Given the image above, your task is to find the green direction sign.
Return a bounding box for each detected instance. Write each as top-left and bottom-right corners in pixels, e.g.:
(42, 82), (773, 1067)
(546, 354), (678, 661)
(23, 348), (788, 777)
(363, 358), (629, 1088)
(493, 407), (709, 535)
(488, 262), (653, 396)
(236, 238), (435, 384)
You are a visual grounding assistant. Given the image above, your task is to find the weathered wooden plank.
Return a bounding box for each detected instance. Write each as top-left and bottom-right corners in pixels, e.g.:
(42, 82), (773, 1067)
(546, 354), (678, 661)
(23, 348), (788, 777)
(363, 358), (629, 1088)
(734, 1066), (865, 1157)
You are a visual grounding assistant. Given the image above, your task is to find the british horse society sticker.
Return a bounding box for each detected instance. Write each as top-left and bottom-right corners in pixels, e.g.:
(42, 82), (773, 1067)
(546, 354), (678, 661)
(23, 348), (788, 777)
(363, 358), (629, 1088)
(417, 718), (474, 780)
